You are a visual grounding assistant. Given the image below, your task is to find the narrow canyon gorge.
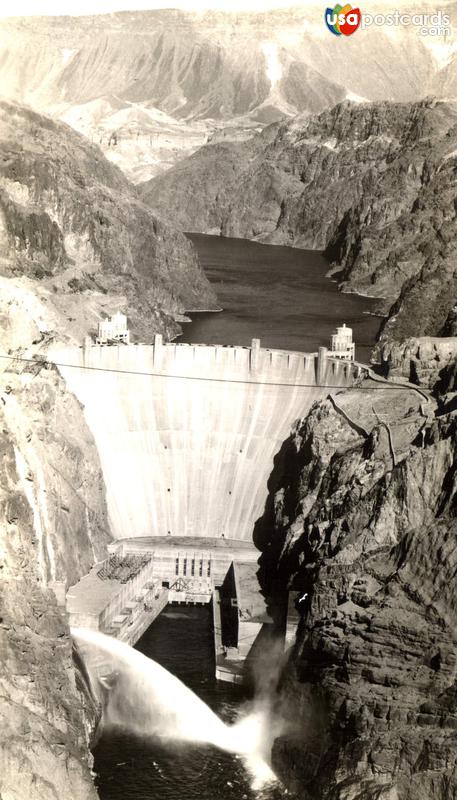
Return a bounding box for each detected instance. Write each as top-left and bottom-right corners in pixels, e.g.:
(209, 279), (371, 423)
(1, 9), (457, 800)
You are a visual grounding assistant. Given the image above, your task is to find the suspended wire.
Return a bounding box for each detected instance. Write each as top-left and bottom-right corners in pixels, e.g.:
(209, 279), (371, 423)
(0, 352), (427, 393)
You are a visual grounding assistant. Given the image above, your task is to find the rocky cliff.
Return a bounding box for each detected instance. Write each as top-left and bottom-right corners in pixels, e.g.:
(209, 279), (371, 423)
(0, 281), (109, 798)
(379, 337), (457, 389)
(0, 99), (217, 799)
(256, 373), (457, 799)
(0, 409), (104, 800)
(142, 98), (457, 348)
(0, 100), (218, 345)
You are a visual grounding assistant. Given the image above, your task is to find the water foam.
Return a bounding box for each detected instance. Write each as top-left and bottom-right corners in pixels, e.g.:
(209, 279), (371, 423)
(72, 627), (277, 789)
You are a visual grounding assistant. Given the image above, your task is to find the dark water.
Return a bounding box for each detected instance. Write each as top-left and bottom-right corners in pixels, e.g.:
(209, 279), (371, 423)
(94, 606), (293, 800)
(184, 234), (382, 363)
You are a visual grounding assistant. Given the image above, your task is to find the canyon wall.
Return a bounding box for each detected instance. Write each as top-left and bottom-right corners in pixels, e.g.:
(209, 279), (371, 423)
(52, 342), (359, 542)
(0, 282), (110, 799)
(256, 374), (457, 799)
(142, 99), (457, 349)
(379, 336), (457, 389)
(0, 100), (217, 346)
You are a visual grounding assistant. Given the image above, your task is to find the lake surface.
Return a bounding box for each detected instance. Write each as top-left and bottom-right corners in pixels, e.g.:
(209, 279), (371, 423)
(94, 606), (294, 800)
(183, 234), (381, 363)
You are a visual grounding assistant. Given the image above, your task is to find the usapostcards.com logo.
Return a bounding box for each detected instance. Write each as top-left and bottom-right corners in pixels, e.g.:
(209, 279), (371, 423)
(325, 3), (361, 36)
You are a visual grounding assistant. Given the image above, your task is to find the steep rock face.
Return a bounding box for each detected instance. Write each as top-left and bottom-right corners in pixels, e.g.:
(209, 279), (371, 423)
(0, 100), (218, 344)
(0, 279), (112, 584)
(0, 281), (110, 797)
(379, 337), (457, 389)
(0, 422), (101, 800)
(257, 381), (457, 799)
(142, 99), (457, 347)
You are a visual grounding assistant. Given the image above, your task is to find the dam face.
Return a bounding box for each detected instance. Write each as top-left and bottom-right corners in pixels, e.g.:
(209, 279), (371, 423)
(54, 339), (358, 542)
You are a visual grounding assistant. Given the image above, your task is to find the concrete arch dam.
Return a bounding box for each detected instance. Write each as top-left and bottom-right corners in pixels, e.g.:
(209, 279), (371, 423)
(53, 338), (361, 542)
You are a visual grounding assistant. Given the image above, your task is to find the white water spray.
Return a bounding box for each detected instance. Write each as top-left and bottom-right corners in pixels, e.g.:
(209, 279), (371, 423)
(72, 628), (277, 790)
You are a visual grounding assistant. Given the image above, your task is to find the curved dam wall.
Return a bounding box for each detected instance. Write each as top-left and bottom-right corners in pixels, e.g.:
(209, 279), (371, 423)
(52, 340), (360, 542)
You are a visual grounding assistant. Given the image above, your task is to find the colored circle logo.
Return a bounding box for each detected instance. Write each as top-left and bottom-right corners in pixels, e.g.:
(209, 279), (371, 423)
(325, 4), (362, 35)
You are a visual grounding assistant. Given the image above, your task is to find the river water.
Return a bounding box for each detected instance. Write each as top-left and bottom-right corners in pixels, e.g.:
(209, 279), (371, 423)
(182, 234), (381, 363)
(94, 606), (293, 800)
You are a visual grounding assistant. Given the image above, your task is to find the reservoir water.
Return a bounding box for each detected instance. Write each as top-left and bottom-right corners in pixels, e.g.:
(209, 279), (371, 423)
(183, 234), (381, 363)
(94, 606), (292, 800)
(93, 235), (379, 798)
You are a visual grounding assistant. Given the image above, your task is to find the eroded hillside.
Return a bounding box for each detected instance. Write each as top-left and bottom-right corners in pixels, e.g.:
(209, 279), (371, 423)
(0, 7), (452, 180)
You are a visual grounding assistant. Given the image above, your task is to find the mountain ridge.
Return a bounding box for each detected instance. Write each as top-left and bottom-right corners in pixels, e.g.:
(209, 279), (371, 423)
(1, 6), (454, 180)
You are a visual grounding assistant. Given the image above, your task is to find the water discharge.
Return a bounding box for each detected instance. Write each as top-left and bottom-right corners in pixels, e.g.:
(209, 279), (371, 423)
(72, 628), (277, 790)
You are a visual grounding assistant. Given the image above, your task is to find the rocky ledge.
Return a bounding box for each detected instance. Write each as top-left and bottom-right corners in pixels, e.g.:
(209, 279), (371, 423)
(379, 337), (457, 389)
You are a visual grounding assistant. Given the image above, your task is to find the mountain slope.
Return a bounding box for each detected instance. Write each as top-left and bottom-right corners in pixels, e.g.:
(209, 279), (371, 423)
(1, 8), (442, 118)
(0, 7), (454, 181)
(141, 98), (457, 349)
(0, 100), (217, 344)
